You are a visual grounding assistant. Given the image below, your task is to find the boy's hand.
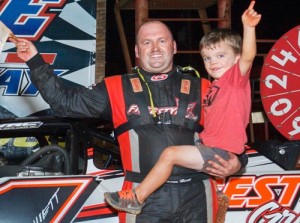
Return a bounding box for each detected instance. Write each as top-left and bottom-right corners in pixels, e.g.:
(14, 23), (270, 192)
(242, 1), (261, 27)
(9, 37), (38, 62)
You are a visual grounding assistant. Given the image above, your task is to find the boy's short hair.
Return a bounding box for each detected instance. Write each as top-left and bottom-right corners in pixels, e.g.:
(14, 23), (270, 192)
(199, 28), (242, 55)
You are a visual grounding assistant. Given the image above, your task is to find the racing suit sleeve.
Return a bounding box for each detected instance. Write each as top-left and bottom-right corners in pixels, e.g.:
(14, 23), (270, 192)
(26, 53), (112, 120)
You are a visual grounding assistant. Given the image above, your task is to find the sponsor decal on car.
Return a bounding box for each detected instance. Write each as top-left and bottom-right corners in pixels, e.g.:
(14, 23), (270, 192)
(0, 121), (43, 130)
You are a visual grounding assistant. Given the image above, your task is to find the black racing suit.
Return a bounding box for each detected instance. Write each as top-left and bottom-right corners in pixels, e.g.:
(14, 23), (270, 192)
(27, 54), (248, 223)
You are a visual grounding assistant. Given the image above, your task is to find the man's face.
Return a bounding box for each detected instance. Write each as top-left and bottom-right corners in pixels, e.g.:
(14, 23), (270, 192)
(135, 22), (177, 73)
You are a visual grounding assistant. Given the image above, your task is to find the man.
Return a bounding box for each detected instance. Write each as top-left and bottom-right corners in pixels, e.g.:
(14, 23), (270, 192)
(11, 21), (247, 222)
(105, 2), (261, 219)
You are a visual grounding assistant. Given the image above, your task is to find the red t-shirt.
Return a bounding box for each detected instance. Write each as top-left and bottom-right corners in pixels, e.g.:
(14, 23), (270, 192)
(200, 61), (251, 154)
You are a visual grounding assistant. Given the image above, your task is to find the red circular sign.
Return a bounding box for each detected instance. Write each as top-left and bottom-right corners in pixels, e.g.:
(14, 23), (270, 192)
(260, 25), (300, 140)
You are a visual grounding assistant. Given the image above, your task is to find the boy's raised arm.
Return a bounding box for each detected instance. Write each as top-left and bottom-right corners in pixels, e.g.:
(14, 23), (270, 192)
(240, 1), (261, 75)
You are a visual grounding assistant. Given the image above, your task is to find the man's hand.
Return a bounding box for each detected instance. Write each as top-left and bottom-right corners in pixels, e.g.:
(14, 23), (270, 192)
(9, 37), (38, 62)
(242, 1), (261, 27)
(206, 152), (241, 178)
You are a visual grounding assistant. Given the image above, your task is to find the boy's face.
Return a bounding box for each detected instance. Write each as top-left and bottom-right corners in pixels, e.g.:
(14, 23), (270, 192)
(201, 40), (240, 79)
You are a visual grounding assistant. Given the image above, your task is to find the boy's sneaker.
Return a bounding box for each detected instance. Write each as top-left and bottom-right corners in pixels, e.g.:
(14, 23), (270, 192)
(104, 189), (143, 215)
(216, 191), (229, 223)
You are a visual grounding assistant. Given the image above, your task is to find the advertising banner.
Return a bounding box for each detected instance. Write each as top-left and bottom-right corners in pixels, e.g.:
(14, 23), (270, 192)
(0, 0), (96, 118)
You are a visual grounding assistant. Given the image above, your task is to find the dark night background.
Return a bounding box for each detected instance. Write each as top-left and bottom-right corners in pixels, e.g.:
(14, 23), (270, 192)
(105, 0), (300, 78)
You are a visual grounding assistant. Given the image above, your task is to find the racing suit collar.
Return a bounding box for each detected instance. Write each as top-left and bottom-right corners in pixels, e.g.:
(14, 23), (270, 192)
(135, 66), (180, 82)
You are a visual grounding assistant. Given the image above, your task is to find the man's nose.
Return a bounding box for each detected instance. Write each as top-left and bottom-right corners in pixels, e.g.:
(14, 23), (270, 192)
(152, 42), (159, 51)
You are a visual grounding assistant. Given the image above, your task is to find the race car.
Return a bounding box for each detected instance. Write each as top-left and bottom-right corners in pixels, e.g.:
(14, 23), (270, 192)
(0, 116), (299, 223)
(0, 116), (122, 223)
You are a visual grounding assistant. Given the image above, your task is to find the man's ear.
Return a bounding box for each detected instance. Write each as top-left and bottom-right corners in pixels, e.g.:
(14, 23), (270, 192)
(173, 41), (177, 54)
(135, 45), (139, 58)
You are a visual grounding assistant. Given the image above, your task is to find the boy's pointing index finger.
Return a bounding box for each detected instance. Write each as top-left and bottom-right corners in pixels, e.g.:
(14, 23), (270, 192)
(248, 1), (255, 10)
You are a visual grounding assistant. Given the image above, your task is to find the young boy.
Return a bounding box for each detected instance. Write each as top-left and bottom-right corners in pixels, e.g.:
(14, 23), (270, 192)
(104, 0), (261, 216)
